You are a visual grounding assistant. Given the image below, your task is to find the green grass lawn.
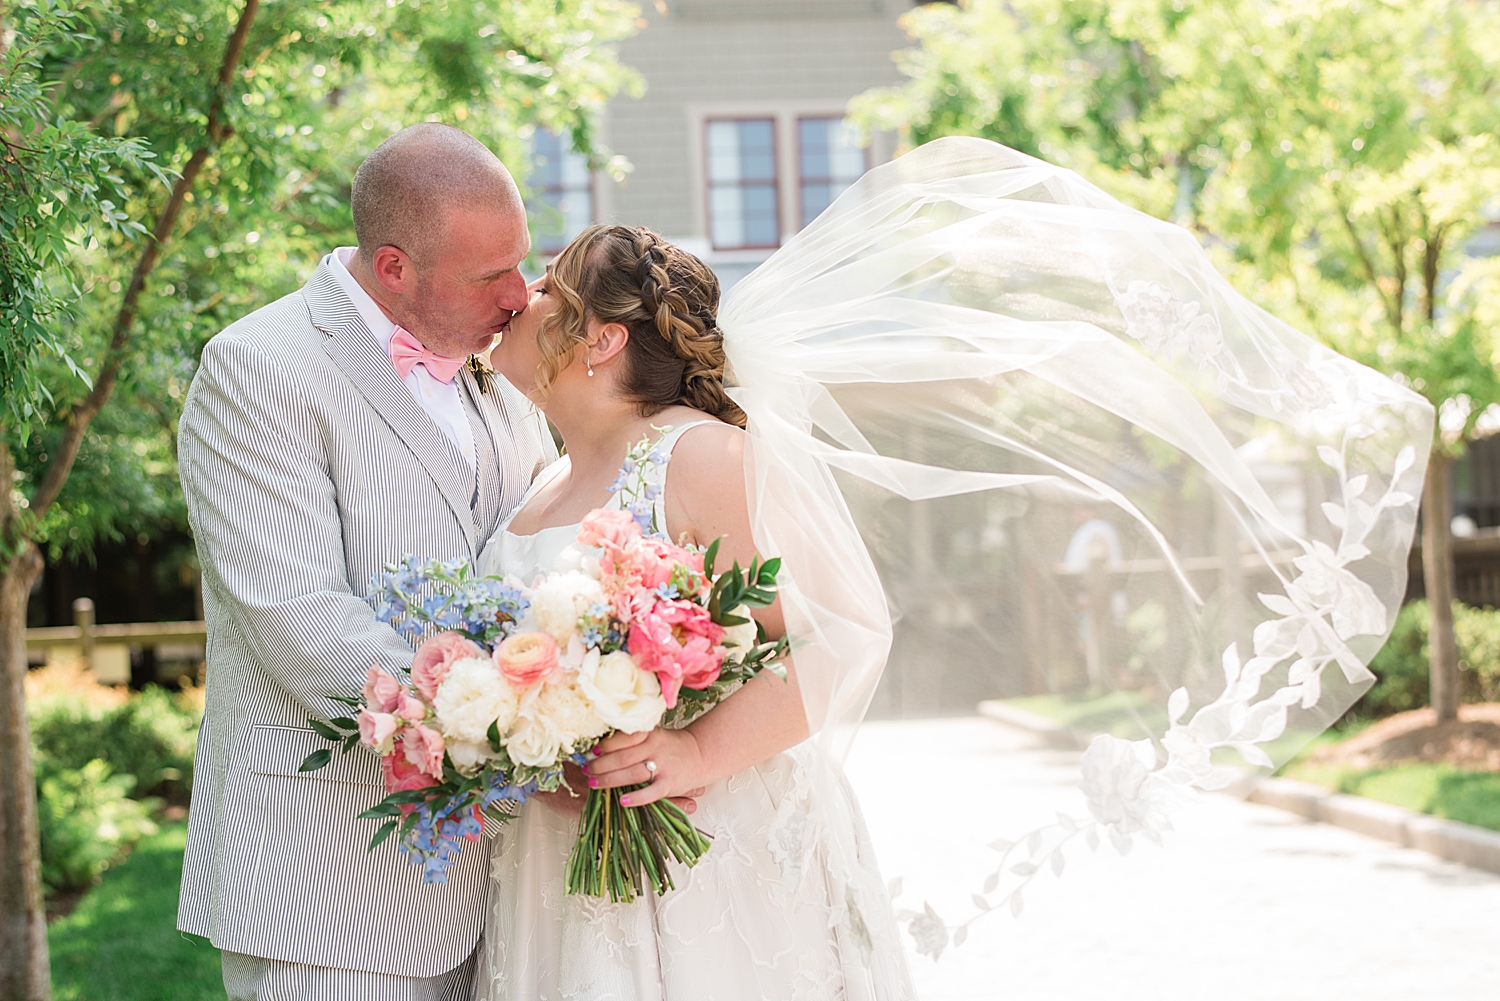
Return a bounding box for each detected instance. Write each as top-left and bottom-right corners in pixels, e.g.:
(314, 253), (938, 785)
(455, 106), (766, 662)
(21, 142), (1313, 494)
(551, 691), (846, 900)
(48, 821), (223, 1001)
(1281, 759), (1500, 833)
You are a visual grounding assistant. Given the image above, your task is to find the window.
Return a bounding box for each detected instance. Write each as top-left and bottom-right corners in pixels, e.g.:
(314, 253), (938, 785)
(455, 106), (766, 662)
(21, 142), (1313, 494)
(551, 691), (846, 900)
(705, 118), (779, 250)
(529, 129), (593, 256)
(798, 117), (867, 228)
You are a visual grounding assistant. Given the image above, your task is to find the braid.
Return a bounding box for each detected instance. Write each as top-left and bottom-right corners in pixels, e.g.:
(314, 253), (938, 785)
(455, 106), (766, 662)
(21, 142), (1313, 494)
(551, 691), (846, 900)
(629, 229), (747, 428)
(537, 224), (747, 428)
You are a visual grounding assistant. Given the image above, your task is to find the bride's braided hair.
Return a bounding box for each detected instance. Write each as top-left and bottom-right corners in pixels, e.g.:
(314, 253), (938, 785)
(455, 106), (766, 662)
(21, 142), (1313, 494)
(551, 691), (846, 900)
(537, 224), (747, 428)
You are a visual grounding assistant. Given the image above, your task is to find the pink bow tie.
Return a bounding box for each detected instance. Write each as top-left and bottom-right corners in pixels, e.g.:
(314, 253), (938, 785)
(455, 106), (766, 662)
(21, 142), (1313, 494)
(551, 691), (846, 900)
(389, 326), (466, 384)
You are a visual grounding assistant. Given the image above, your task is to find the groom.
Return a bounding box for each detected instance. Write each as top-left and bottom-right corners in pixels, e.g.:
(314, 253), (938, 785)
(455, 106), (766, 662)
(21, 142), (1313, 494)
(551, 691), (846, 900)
(176, 124), (555, 999)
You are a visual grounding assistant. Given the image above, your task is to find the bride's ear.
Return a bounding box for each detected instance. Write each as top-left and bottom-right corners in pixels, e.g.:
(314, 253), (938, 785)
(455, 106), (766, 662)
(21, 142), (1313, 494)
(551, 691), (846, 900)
(586, 320), (630, 369)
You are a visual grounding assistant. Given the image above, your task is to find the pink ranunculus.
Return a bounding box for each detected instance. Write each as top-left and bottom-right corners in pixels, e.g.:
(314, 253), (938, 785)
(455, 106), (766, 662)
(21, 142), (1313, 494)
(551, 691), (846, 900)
(403, 723), (446, 780)
(382, 738), (440, 793)
(577, 508), (642, 550)
(394, 690), (427, 723)
(357, 709), (400, 751)
(626, 598), (726, 708)
(494, 631), (559, 688)
(363, 665), (404, 714)
(410, 632), (485, 702)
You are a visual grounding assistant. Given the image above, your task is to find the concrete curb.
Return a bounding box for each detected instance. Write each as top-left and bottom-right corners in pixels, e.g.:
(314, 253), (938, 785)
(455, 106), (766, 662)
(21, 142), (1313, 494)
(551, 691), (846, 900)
(976, 700), (1500, 878)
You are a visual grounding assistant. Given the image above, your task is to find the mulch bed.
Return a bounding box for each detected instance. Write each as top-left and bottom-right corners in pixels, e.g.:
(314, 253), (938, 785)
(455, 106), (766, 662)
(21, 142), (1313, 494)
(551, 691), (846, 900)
(1310, 704), (1500, 771)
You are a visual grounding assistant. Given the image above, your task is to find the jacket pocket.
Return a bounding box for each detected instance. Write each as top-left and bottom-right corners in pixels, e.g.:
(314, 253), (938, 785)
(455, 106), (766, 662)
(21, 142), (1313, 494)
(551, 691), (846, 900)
(247, 724), (384, 787)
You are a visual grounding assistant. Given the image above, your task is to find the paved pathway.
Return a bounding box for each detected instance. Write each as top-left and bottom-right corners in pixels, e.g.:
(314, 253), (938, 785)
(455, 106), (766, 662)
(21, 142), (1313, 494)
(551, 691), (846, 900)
(845, 717), (1500, 1000)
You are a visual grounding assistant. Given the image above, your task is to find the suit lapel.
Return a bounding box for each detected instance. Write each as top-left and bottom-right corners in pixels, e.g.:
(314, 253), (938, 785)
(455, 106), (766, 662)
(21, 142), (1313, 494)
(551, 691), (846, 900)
(304, 263), (476, 553)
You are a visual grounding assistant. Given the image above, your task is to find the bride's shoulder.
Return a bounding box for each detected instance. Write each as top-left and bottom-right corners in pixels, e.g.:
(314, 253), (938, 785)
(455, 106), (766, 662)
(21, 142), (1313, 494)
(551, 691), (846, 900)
(664, 418), (748, 505)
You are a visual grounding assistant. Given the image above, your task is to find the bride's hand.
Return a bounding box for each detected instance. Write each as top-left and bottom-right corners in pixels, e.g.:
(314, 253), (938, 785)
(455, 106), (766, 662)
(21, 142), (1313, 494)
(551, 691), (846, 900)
(584, 729), (709, 811)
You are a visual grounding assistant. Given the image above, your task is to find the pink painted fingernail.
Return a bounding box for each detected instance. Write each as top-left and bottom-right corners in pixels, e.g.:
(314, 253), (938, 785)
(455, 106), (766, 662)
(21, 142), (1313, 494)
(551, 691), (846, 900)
(588, 777), (598, 788)
(593, 747), (603, 756)
(620, 796), (631, 806)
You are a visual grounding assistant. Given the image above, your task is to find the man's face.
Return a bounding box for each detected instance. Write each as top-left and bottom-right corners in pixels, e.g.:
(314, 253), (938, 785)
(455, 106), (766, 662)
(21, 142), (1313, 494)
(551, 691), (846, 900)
(401, 203), (531, 359)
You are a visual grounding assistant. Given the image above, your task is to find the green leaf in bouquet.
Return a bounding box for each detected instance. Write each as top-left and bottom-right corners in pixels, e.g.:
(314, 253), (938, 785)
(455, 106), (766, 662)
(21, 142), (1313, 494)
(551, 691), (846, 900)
(357, 800), (403, 820)
(329, 717), (360, 732)
(703, 538), (721, 579)
(367, 819), (399, 852)
(309, 719), (345, 741)
(386, 788), (439, 806)
(757, 557), (781, 584)
(325, 694), (365, 707)
(298, 748), (333, 773)
(487, 720), (503, 753)
(342, 733), (361, 752)
(717, 611), (751, 627)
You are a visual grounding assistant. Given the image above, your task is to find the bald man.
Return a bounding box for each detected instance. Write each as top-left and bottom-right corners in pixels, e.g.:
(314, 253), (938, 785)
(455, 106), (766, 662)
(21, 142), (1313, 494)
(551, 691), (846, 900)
(176, 124), (557, 1001)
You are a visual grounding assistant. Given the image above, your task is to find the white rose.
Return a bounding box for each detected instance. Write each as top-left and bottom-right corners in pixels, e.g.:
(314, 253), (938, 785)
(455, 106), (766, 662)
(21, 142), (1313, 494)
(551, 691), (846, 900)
(533, 676), (611, 747)
(578, 649), (667, 733)
(432, 657), (519, 744)
(531, 571), (606, 645)
(721, 604), (760, 653)
(503, 713), (565, 768)
(446, 739), (495, 776)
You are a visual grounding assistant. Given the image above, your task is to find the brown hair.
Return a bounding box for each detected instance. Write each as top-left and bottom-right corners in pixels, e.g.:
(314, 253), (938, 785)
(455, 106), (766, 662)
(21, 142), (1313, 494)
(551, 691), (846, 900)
(536, 224), (747, 428)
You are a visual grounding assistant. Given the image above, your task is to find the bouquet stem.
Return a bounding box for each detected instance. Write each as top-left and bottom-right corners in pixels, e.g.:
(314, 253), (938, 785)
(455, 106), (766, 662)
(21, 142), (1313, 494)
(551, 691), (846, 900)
(565, 785), (713, 903)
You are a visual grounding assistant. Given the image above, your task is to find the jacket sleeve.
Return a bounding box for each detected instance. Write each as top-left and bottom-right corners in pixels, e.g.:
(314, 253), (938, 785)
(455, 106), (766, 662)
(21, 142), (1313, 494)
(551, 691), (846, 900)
(178, 332), (413, 721)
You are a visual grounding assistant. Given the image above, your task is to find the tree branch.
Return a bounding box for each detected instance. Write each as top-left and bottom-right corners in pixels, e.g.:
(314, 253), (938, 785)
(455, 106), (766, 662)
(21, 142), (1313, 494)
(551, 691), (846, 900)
(1334, 188), (1400, 335)
(28, 0), (261, 520)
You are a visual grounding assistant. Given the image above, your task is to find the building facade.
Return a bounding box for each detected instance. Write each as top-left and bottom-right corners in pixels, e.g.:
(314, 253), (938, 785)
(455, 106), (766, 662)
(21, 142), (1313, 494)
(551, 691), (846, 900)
(529, 0), (918, 286)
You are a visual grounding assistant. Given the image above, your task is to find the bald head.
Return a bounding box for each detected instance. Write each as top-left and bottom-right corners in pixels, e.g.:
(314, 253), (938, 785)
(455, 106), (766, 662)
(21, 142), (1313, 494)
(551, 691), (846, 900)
(351, 123), (525, 266)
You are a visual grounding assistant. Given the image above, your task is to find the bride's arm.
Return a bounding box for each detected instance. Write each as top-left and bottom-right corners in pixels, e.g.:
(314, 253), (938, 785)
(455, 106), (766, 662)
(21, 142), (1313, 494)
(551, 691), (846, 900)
(584, 423), (810, 807)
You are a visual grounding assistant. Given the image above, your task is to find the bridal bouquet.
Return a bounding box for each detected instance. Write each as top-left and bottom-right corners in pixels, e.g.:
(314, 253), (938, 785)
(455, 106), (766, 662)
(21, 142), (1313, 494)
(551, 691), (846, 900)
(300, 433), (789, 901)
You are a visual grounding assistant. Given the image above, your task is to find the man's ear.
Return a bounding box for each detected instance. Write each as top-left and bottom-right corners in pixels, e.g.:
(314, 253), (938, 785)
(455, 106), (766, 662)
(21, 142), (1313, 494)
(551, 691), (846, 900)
(371, 245), (415, 295)
(589, 321), (631, 367)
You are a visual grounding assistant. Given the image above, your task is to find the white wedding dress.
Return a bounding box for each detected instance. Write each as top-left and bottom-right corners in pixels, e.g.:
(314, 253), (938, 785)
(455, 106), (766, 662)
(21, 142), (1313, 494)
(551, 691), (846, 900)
(472, 422), (915, 1001)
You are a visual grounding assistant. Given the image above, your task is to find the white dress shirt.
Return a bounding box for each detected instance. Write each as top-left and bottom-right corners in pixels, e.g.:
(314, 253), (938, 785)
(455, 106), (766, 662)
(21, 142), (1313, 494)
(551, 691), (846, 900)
(326, 247), (478, 475)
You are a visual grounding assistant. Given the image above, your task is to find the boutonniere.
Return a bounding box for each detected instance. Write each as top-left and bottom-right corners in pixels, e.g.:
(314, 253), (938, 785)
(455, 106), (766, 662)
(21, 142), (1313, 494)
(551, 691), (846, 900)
(467, 354), (495, 394)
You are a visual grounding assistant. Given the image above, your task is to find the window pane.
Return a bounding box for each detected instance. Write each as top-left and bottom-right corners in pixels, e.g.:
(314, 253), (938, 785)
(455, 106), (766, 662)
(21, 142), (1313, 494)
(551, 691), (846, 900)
(528, 129), (593, 255)
(707, 117), (779, 249)
(799, 117), (866, 227)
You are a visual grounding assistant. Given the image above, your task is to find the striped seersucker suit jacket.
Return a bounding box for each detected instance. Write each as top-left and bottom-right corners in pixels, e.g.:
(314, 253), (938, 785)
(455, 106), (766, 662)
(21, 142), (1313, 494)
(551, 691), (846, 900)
(175, 256), (556, 977)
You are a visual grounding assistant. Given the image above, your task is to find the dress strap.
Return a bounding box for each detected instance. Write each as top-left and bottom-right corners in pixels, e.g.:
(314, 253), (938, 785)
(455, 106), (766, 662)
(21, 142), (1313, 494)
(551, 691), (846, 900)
(607, 419), (719, 536)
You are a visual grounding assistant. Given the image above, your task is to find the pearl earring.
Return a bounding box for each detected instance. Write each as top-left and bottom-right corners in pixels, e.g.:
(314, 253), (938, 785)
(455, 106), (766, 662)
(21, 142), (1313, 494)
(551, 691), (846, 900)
(587, 357), (595, 377)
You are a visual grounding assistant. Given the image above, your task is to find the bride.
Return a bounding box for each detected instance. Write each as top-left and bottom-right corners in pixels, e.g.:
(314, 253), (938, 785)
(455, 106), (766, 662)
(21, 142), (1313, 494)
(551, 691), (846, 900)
(474, 224), (915, 999)
(468, 136), (1430, 997)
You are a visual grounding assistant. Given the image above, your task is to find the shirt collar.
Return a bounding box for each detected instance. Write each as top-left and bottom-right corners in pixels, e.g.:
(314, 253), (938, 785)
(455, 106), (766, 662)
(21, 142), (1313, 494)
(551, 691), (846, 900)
(328, 247), (398, 349)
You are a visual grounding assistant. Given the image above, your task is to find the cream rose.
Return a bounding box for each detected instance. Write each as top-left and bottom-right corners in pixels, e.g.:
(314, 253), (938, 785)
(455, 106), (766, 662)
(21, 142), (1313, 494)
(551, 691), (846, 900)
(503, 713), (565, 767)
(446, 738), (495, 777)
(578, 649), (667, 733)
(533, 676), (611, 747)
(530, 571), (606, 645)
(431, 657), (519, 745)
(720, 605), (760, 653)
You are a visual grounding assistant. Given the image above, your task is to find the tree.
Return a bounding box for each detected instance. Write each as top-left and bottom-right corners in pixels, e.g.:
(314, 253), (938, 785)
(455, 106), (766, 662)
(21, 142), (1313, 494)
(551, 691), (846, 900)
(0, 0), (640, 994)
(853, 0), (1500, 724)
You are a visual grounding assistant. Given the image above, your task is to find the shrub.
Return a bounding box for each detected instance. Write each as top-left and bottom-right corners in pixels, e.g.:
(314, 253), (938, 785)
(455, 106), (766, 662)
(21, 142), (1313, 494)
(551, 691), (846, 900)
(36, 758), (158, 894)
(1358, 599), (1500, 717)
(30, 685), (198, 801)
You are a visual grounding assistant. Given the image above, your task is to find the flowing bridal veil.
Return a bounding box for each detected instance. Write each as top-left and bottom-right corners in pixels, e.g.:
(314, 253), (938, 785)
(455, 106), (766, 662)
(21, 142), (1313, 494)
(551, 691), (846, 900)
(717, 137), (1433, 957)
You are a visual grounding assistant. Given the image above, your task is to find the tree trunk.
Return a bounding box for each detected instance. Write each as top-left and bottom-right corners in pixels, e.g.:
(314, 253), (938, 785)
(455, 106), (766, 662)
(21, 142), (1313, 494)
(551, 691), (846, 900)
(1422, 449), (1460, 723)
(0, 519), (47, 999)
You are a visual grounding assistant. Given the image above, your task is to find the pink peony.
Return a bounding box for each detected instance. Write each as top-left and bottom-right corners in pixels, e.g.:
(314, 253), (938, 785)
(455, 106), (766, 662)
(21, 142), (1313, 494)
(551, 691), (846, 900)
(362, 665), (404, 714)
(577, 508), (642, 549)
(603, 537), (704, 596)
(626, 598), (726, 708)
(494, 631), (558, 688)
(411, 632), (485, 702)
(382, 738), (440, 793)
(402, 722), (446, 780)
(357, 709), (400, 751)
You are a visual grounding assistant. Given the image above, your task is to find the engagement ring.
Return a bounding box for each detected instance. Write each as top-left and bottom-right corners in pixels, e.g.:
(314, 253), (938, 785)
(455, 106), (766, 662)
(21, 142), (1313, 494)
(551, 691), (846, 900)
(645, 760), (658, 775)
